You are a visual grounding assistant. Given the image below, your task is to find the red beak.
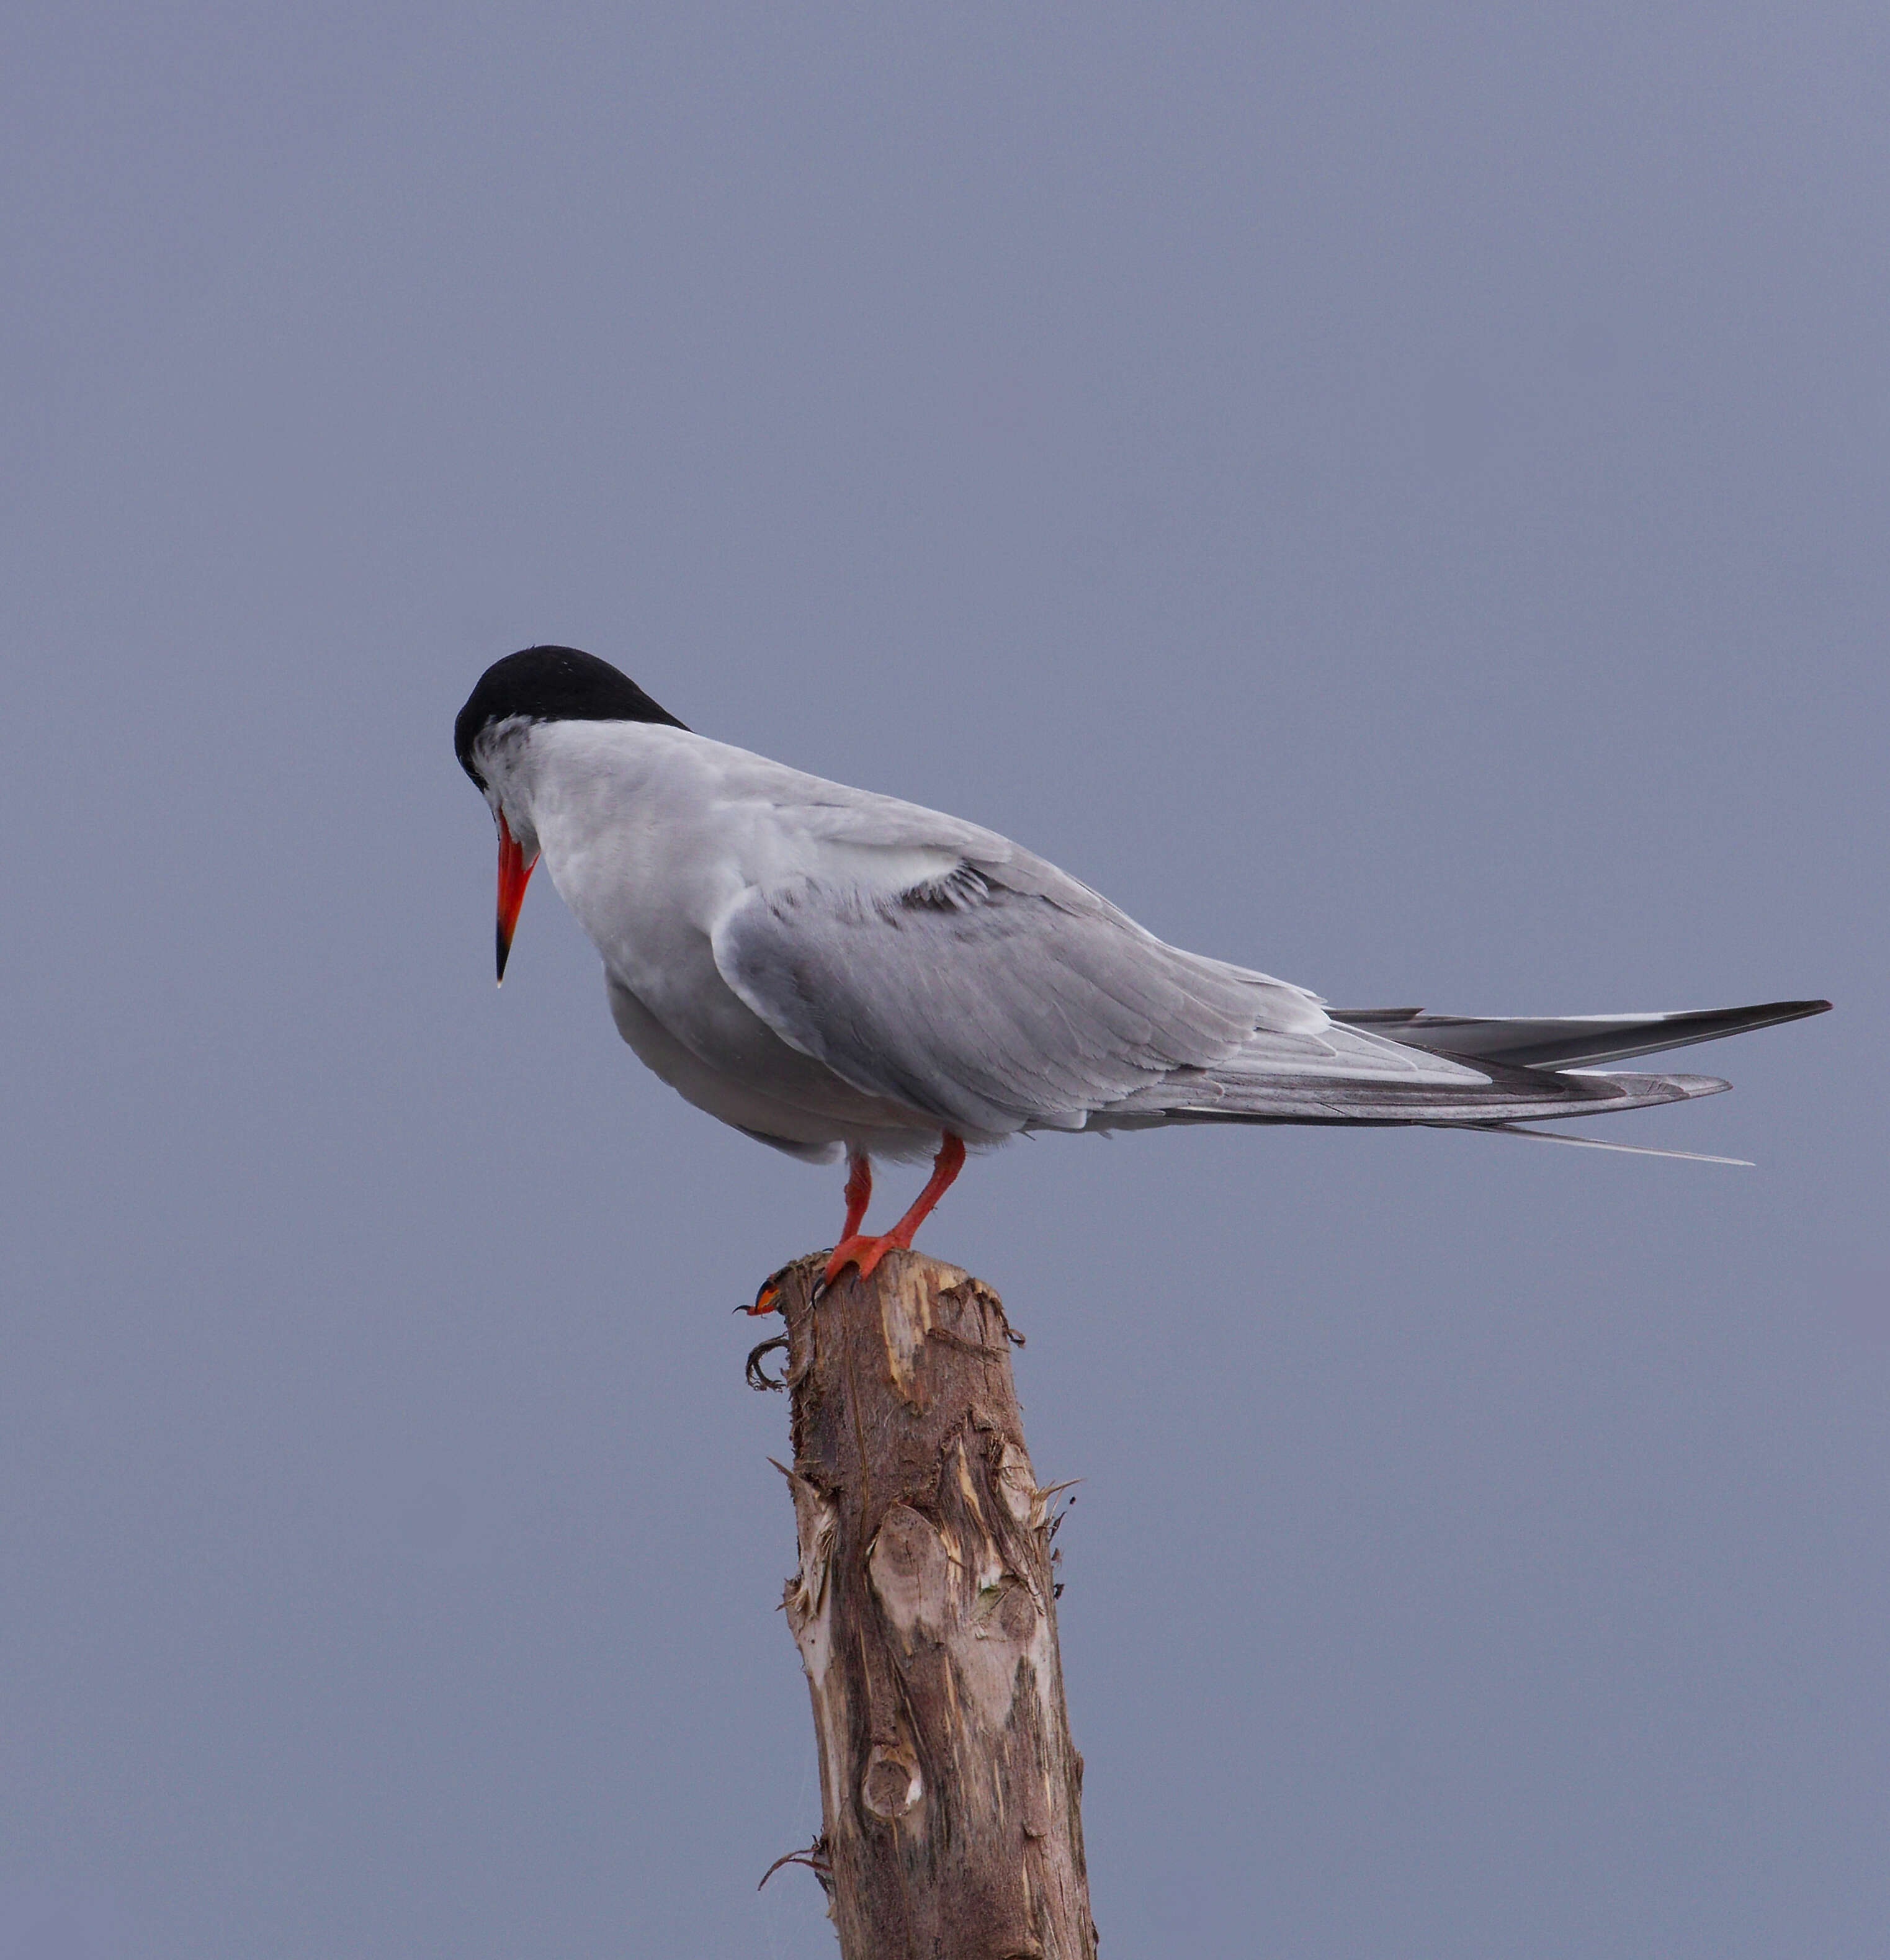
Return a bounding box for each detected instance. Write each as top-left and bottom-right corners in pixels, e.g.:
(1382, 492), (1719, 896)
(495, 811), (539, 983)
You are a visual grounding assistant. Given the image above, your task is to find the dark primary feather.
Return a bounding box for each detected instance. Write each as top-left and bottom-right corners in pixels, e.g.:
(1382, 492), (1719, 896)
(1328, 1000), (1830, 1070)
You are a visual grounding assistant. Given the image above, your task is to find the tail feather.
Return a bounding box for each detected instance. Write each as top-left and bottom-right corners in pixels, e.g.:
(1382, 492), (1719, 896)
(1440, 1121), (1754, 1166)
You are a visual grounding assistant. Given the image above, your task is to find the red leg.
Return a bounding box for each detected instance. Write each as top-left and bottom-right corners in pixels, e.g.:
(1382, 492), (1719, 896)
(886, 1133), (966, 1246)
(840, 1152), (872, 1242)
(825, 1134), (966, 1286)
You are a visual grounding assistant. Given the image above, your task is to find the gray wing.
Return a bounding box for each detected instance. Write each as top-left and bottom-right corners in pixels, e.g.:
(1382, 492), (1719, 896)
(709, 844), (1490, 1140)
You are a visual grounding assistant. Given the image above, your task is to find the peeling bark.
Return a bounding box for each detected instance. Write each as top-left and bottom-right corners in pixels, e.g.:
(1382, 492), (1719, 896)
(770, 1249), (1097, 1960)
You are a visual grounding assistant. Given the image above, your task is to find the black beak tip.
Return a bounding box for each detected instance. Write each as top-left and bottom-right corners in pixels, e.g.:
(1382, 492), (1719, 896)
(496, 923), (512, 985)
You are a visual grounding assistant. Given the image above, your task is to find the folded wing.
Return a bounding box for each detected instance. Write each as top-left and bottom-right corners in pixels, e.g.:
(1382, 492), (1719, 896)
(710, 849), (1709, 1138)
(710, 782), (1825, 1140)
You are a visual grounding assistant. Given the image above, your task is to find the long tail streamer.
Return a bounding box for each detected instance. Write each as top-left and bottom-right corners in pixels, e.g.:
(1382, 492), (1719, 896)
(1439, 1121), (1753, 1167)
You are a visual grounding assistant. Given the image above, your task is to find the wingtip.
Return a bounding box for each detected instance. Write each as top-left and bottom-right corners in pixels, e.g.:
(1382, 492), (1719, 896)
(1563, 1070), (1732, 1101)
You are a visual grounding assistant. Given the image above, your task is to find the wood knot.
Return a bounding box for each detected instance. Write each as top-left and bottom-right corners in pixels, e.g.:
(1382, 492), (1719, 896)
(860, 1741), (923, 1822)
(867, 1502), (952, 1644)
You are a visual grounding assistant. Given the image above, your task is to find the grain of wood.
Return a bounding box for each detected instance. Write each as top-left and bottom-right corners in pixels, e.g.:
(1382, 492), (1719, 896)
(769, 1249), (1096, 1960)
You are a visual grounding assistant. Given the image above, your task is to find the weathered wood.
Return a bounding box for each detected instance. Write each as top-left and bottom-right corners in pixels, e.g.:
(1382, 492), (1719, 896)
(768, 1248), (1096, 1960)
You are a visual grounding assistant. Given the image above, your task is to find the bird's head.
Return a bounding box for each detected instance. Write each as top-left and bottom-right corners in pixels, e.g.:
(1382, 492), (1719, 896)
(455, 646), (686, 982)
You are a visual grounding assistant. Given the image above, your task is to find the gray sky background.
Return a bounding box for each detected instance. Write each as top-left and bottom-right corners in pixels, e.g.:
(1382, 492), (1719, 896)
(3, 5), (1886, 1955)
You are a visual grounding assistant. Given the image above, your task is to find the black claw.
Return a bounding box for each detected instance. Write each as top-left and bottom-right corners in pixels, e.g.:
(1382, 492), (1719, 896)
(745, 1259), (804, 1318)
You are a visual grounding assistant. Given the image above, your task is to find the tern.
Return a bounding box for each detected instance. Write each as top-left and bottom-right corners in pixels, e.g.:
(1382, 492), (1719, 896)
(455, 647), (1827, 1291)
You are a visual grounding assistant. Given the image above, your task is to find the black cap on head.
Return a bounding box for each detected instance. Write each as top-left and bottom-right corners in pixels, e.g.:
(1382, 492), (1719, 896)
(455, 647), (688, 784)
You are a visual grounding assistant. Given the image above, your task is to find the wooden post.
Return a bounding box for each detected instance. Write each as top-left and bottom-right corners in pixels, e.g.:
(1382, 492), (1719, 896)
(757, 1248), (1098, 1960)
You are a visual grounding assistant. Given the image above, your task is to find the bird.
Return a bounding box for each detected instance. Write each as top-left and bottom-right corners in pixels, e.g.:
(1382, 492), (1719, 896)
(455, 645), (1828, 1297)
